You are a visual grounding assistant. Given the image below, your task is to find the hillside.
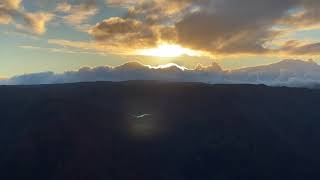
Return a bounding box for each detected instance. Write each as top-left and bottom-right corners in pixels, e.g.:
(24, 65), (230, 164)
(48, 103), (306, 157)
(1, 81), (320, 180)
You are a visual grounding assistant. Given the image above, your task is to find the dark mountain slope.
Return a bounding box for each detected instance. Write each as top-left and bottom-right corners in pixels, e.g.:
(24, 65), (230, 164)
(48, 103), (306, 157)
(1, 81), (320, 180)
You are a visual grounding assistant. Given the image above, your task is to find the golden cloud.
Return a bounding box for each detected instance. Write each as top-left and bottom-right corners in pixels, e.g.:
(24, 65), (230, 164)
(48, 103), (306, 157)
(0, 14), (11, 24)
(90, 17), (159, 48)
(26, 0), (318, 57)
(48, 39), (136, 55)
(23, 12), (53, 34)
(0, 0), (52, 34)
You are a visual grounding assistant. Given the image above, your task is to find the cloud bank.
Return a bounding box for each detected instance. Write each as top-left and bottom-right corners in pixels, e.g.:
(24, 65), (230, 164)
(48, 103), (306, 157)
(2, 0), (320, 57)
(2, 59), (320, 87)
(90, 0), (320, 56)
(34, 0), (320, 58)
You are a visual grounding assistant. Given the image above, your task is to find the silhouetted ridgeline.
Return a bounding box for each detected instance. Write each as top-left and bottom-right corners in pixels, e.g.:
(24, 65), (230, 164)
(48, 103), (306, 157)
(1, 81), (320, 180)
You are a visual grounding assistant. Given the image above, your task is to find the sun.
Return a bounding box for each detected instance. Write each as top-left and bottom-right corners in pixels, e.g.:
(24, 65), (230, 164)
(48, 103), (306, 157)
(137, 44), (200, 58)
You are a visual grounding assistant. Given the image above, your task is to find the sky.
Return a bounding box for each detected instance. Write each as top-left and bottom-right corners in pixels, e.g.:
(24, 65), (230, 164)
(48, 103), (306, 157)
(1, 0), (320, 78)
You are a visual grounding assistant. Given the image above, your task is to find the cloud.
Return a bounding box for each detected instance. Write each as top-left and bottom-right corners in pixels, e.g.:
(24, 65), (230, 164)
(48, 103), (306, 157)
(51, 17), (182, 55)
(106, 0), (141, 7)
(278, 0), (320, 30)
(83, 0), (320, 57)
(0, 0), (22, 10)
(0, 0), (52, 34)
(56, 2), (72, 12)
(48, 39), (132, 55)
(124, 0), (192, 24)
(90, 17), (158, 49)
(0, 13), (12, 24)
(227, 59), (320, 87)
(0, 0), (97, 34)
(278, 40), (320, 55)
(19, 45), (106, 55)
(55, 0), (98, 26)
(21, 12), (53, 34)
(2, 59), (320, 88)
(0, 0), (22, 25)
(2, 0), (320, 57)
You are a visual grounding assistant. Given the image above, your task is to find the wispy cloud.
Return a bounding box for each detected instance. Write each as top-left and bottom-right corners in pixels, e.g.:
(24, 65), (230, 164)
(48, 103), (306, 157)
(48, 38), (142, 55)
(19, 45), (108, 56)
(0, 0), (53, 35)
(55, 0), (98, 27)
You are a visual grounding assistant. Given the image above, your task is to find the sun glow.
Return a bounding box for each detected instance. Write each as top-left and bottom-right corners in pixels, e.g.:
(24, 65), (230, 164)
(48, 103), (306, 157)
(137, 44), (201, 58)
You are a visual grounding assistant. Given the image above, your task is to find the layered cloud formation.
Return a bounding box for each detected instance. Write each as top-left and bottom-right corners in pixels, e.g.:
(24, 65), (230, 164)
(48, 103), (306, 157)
(82, 0), (320, 56)
(2, 0), (320, 57)
(2, 59), (320, 87)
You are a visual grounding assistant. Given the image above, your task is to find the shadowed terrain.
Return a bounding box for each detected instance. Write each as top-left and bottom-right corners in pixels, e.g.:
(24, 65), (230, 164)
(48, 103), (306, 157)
(1, 81), (320, 180)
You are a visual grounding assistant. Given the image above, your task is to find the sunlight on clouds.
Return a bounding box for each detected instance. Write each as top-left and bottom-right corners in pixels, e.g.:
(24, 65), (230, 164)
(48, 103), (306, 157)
(0, 15), (11, 24)
(48, 39), (135, 55)
(23, 12), (53, 34)
(0, 76), (7, 80)
(32, 0), (320, 58)
(0, 0), (52, 34)
(1, 0), (22, 9)
(150, 63), (188, 71)
(137, 44), (203, 58)
(2, 0), (320, 76)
